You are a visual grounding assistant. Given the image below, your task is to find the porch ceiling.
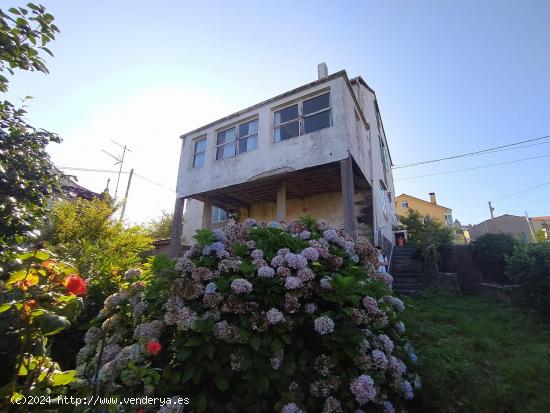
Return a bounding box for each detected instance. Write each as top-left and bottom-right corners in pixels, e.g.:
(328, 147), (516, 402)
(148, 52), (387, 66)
(191, 161), (370, 210)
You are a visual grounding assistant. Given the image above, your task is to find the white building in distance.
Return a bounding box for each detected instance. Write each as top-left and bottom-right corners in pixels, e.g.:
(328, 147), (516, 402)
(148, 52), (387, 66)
(169, 64), (398, 256)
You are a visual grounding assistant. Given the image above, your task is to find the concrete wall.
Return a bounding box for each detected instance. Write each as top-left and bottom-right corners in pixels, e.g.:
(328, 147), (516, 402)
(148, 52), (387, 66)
(176, 72), (398, 245)
(177, 77), (351, 198)
(350, 81), (397, 244)
(468, 214), (533, 241)
(182, 192), (345, 245)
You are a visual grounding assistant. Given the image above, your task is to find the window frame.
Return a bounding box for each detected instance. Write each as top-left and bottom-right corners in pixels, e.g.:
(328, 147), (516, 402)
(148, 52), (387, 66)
(401, 201), (408, 209)
(273, 90), (332, 143)
(212, 206), (228, 223)
(215, 118), (259, 161)
(192, 136), (207, 168)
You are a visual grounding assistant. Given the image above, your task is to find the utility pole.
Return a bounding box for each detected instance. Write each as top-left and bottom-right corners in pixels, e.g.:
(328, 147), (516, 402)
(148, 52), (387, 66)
(119, 168), (134, 223)
(102, 140), (131, 200)
(488, 201), (496, 233)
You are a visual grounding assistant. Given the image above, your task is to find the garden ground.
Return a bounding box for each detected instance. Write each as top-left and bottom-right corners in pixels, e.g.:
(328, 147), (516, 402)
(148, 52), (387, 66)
(401, 292), (550, 413)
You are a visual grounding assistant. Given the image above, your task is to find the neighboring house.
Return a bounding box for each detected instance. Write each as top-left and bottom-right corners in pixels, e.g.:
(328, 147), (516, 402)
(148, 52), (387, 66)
(59, 174), (102, 200)
(168, 64), (398, 255)
(395, 192), (453, 227)
(468, 214), (534, 242)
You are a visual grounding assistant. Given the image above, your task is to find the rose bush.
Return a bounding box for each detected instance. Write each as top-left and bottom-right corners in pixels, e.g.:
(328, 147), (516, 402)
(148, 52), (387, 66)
(77, 217), (419, 412)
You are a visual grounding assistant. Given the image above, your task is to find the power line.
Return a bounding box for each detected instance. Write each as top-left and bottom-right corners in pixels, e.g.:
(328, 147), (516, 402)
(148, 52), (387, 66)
(57, 166), (175, 193)
(492, 179), (550, 202)
(133, 172), (175, 193)
(59, 166), (128, 174)
(392, 135), (550, 169)
(395, 154), (550, 181)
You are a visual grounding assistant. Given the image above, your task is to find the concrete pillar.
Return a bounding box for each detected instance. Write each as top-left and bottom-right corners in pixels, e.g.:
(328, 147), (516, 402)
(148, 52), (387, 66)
(168, 197), (185, 258)
(202, 198), (212, 229)
(276, 181), (287, 221)
(340, 155), (358, 240)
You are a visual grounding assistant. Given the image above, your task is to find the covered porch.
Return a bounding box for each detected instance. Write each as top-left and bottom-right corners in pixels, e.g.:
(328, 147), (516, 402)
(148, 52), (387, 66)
(169, 155), (374, 257)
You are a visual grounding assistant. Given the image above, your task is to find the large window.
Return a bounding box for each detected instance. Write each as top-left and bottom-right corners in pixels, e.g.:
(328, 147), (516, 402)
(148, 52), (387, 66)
(193, 138), (206, 167)
(380, 184), (388, 216)
(216, 119), (258, 160)
(379, 135), (390, 172)
(212, 206), (228, 223)
(274, 92), (332, 142)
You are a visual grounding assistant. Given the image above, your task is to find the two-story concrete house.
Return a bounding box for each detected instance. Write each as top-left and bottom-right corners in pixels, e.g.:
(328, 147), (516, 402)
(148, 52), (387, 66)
(169, 64), (397, 256)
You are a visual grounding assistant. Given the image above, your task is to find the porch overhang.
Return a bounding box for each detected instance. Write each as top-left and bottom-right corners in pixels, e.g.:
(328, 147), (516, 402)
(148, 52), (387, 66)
(188, 160), (370, 211)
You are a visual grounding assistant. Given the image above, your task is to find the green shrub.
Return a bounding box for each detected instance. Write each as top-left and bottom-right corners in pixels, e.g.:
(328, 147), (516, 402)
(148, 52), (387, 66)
(75, 218), (419, 412)
(0, 249), (84, 408)
(399, 209), (454, 273)
(44, 197), (153, 295)
(506, 242), (550, 317)
(471, 233), (519, 283)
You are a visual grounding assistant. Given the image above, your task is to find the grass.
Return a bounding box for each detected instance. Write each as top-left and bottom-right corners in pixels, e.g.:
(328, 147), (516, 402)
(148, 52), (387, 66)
(400, 292), (550, 413)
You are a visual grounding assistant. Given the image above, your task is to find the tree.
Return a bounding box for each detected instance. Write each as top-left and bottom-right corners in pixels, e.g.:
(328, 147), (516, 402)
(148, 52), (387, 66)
(399, 209), (454, 273)
(144, 210), (174, 239)
(0, 3), (61, 264)
(44, 197), (154, 296)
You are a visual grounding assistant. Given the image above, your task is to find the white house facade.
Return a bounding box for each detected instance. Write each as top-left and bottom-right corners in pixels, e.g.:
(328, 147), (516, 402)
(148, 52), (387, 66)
(169, 65), (398, 256)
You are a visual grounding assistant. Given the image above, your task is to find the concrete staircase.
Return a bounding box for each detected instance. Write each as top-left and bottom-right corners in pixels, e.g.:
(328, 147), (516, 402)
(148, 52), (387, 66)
(390, 245), (424, 294)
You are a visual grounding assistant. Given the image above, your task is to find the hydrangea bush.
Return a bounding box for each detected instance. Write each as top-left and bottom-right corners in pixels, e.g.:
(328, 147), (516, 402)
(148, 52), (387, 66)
(77, 217), (419, 412)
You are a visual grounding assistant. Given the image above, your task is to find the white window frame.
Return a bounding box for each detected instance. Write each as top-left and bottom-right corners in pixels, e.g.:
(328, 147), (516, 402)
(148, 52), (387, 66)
(401, 201), (408, 209)
(380, 182), (388, 217)
(216, 118), (258, 161)
(273, 91), (332, 143)
(212, 206), (228, 223)
(379, 135), (390, 173)
(192, 137), (206, 168)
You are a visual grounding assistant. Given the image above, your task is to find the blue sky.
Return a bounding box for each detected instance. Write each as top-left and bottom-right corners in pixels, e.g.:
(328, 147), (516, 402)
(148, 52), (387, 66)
(7, 0), (550, 225)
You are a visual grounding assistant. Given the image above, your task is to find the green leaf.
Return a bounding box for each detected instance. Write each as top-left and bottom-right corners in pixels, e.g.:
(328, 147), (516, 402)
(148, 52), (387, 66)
(0, 302), (14, 313)
(176, 347), (193, 361)
(215, 376), (229, 391)
(35, 313), (70, 336)
(250, 335), (261, 351)
(184, 335), (203, 347)
(7, 269), (27, 285)
(34, 250), (50, 261)
(51, 370), (76, 386)
(196, 395), (208, 413)
(180, 367), (195, 383)
(9, 8), (21, 15)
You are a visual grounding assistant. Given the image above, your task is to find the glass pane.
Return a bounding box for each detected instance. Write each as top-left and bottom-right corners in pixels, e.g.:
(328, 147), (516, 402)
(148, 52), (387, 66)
(217, 142), (236, 159)
(193, 152), (204, 167)
(304, 110), (331, 134)
(274, 104), (298, 126)
(194, 138), (206, 153)
(217, 127), (236, 145)
(239, 119), (258, 137)
(239, 134), (257, 153)
(303, 93), (330, 115)
(274, 120), (299, 142)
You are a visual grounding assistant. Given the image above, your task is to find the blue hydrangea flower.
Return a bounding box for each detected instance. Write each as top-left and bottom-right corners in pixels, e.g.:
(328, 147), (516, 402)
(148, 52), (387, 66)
(204, 282), (217, 294)
(213, 229), (226, 241)
(267, 221), (280, 228)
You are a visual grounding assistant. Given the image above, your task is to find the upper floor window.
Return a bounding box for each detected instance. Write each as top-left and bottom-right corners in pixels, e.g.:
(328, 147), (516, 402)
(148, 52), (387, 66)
(379, 135), (390, 172)
(216, 119), (258, 160)
(212, 206), (228, 223)
(274, 92), (332, 142)
(193, 138), (206, 167)
(380, 184), (388, 217)
(401, 201), (408, 209)
(444, 214), (453, 227)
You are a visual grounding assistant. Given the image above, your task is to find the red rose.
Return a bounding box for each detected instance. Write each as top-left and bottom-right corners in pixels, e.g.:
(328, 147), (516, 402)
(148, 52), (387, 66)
(146, 341), (161, 355)
(64, 274), (87, 296)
